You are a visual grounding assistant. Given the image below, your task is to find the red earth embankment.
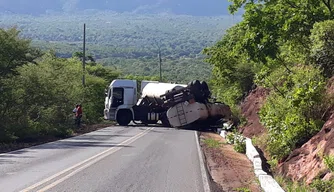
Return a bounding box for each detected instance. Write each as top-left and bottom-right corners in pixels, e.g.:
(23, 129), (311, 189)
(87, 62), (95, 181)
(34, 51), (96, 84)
(238, 78), (334, 184)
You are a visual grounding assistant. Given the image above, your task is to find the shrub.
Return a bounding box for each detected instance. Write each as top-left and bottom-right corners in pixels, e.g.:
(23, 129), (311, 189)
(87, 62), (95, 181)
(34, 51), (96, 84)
(82, 76), (107, 124)
(0, 51), (119, 142)
(311, 179), (334, 192)
(324, 155), (334, 172)
(226, 131), (246, 154)
(310, 20), (334, 78)
(259, 65), (326, 161)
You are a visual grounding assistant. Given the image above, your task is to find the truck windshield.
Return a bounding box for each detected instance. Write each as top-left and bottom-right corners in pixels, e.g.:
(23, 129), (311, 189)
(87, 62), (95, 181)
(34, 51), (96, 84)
(111, 87), (124, 107)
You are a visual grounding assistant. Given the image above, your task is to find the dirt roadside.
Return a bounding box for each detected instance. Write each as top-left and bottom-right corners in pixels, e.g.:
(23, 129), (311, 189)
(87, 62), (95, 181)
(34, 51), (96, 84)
(0, 122), (116, 154)
(199, 131), (262, 192)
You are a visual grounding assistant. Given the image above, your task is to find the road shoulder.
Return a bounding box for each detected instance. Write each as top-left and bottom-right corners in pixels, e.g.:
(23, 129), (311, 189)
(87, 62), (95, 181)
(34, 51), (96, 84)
(199, 132), (262, 192)
(0, 123), (115, 154)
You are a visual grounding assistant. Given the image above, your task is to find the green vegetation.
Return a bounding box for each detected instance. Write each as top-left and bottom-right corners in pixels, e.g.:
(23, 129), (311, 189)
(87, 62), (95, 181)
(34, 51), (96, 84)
(259, 65), (326, 160)
(235, 187), (251, 192)
(0, 0), (233, 16)
(275, 173), (334, 192)
(0, 28), (119, 142)
(0, 12), (238, 143)
(275, 175), (310, 192)
(310, 20), (334, 78)
(311, 179), (334, 192)
(203, 138), (222, 148)
(0, 13), (239, 83)
(203, 23), (254, 108)
(324, 155), (334, 172)
(2, 0), (334, 187)
(307, 155), (334, 191)
(226, 131), (246, 153)
(204, 0), (334, 186)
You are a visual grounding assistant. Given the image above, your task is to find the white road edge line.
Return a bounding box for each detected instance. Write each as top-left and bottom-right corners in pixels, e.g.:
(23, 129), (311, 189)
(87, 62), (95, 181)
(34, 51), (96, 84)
(195, 131), (211, 192)
(20, 127), (153, 192)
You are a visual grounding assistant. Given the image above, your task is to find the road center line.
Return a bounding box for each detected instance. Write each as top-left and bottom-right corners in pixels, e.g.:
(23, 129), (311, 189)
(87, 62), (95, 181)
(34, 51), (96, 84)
(20, 127), (153, 192)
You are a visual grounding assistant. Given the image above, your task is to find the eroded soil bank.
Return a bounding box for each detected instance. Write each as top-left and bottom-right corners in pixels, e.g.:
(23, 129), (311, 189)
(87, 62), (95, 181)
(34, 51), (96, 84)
(199, 131), (262, 192)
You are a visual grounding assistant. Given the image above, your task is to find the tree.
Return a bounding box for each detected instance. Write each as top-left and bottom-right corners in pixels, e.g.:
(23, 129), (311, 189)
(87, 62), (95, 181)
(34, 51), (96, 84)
(0, 27), (41, 141)
(0, 28), (41, 78)
(72, 51), (96, 64)
(310, 20), (334, 77)
(227, 0), (334, 66)
(203, 24), (255, 105)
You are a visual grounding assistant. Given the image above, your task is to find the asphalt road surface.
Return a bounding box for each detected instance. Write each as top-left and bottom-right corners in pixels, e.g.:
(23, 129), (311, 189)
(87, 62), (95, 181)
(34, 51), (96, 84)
(0, 126), (210, 192)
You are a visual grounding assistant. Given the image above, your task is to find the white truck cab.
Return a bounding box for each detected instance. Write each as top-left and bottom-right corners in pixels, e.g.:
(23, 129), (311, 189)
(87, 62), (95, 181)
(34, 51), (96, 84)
(104, 79), (171, 126)
(104, 79), (137, 123)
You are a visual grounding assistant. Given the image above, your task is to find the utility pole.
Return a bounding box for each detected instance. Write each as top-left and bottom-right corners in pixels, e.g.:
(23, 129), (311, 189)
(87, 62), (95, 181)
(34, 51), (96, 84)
(153, 39), (162, 82)
(158, 46), (162, 82)
(82, 23), (86, 86)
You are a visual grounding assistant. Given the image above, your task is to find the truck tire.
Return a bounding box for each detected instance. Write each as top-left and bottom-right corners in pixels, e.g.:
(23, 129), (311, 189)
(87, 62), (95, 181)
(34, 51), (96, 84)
(161, 118), (171, 127)
(190, 80), (203, 101)
(200, 81), (209, 92)
(116, 110), (132, 126)
(160, 113), (171, 127)
(200, 81), (211, 99)
(192, 80), (201, 88)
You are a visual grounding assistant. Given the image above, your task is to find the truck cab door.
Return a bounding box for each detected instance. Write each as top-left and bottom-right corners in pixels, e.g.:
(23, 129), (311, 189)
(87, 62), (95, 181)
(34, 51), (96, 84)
(123, 87), (136, 106)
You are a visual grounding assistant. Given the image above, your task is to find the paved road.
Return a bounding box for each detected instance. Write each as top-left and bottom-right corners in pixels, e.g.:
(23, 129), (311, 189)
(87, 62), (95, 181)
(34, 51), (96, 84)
(0, 126), (210, 192)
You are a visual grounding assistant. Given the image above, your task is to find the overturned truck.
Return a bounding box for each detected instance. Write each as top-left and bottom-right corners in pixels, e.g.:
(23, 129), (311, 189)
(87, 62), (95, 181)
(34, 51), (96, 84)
(104, 79), (237, 129)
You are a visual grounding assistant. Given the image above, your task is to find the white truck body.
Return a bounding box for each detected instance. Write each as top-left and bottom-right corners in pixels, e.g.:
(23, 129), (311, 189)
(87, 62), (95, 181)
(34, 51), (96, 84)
(104, 79), (188, 124)
(141, 81), (186, 100)
(104, 79), (234, 128)
(166, 101), (233, 127)
(167, 102), (209, 127)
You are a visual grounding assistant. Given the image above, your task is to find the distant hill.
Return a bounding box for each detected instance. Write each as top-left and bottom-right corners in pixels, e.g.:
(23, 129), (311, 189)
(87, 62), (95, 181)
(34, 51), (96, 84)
(0, 0), (237, 16)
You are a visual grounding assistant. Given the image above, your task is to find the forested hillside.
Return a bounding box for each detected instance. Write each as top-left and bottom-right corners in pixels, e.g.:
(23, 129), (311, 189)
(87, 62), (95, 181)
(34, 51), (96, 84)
(0, 0), (235, 16)
(204, 0), (334, 191)
(0, 28), (121, 143)
(0, 9), (240, 144)
(0, 13), (239, 83)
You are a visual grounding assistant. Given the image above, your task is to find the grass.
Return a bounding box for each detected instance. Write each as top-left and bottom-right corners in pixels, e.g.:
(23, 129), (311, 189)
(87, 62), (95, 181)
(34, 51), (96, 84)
(203, 138), (223, 148)
(235, 187), (251, 192)
(275, 174), (311, 192)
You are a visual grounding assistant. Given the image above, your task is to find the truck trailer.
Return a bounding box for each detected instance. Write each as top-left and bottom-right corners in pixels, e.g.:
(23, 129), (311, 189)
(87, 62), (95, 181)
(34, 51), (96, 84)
(103, 79), (236, 129)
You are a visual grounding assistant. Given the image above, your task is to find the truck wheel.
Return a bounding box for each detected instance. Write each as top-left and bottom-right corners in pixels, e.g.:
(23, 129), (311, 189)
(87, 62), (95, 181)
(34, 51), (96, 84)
(200, 81), (209, 92)
(200, 81), (211, 98)
(160, 113), (171, 127)
(161, 118), (171, 127)
(117, 110), (132, 126)
(190, 80), (202, 101)
(192, 80), (201, 88)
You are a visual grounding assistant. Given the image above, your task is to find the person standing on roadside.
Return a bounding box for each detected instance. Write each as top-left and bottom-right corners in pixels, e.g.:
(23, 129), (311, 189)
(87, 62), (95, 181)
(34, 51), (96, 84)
(73, 104), (78, 125)
(75, 104), (83, 128)
(73, 104), (78, 114)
